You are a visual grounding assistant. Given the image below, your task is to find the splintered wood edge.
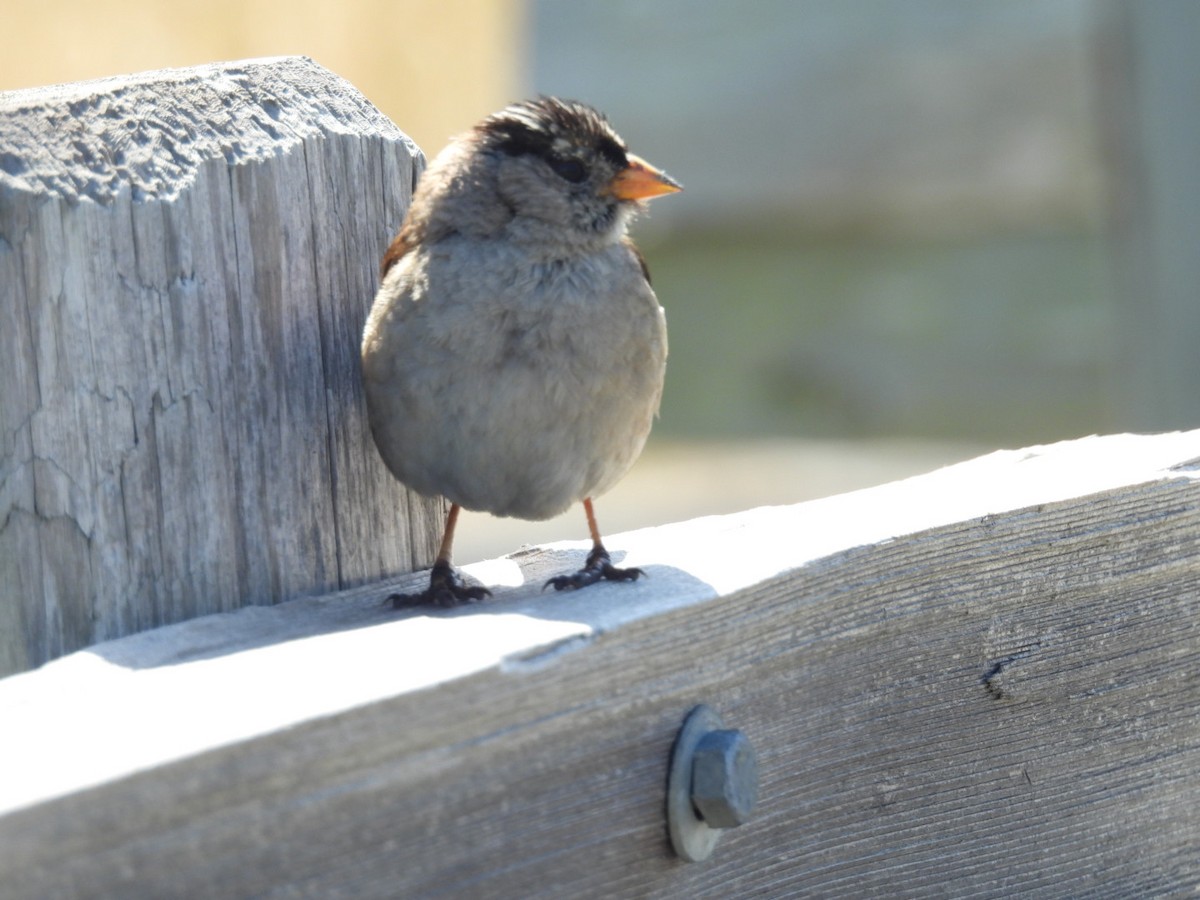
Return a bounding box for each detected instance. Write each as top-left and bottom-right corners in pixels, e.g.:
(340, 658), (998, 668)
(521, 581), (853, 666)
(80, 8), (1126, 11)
(0, 55), (414, 204)
(1, 430), (1198, 815)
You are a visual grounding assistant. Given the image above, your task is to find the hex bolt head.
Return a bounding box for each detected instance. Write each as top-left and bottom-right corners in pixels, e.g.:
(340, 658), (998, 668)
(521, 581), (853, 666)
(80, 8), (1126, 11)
(667, 705), (760, 862)
(691, 729), (759, 828)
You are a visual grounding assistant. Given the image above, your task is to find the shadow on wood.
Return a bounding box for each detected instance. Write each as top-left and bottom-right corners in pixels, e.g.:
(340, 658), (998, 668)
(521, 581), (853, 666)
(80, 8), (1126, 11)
(1, 432), (1198, 897)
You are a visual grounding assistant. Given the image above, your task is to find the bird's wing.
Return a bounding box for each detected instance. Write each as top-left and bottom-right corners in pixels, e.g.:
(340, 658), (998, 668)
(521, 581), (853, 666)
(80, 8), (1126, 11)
(622, 235), (653, 286)
(380, 221), (418, 279)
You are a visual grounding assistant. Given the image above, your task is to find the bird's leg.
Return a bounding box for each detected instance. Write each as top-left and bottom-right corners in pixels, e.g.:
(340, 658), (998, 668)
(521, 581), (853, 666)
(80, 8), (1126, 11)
(544, 498), (644, 592)
(389, 503), (492, 608)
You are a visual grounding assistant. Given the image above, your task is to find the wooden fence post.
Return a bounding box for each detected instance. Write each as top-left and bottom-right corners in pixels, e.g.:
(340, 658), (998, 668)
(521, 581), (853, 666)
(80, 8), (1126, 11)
(0, 57), (443, 676)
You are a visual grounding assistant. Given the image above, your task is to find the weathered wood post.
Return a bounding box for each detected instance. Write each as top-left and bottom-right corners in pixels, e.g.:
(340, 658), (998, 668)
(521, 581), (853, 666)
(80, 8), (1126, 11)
(0, 57), (443, 676)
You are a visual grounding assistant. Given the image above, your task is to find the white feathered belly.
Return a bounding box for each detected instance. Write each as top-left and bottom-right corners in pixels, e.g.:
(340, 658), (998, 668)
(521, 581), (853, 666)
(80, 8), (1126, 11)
(363, 245), (667, 520)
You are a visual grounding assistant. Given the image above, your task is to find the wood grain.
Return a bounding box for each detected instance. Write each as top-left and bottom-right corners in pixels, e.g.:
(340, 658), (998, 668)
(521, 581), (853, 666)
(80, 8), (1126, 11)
(0, 57), (444, 676)
(0, 432), (1197, 897)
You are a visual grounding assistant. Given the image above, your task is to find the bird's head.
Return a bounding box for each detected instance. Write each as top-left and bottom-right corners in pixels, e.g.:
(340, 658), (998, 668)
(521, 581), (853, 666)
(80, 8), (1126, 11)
(473, 96), (681, 249)
(385, 97), (681, 274)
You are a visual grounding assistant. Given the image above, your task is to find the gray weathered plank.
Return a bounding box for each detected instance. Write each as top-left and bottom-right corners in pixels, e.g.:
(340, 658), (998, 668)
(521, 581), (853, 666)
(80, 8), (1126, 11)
(0, 57), (444, 676)
(0, 432), (1197, 897)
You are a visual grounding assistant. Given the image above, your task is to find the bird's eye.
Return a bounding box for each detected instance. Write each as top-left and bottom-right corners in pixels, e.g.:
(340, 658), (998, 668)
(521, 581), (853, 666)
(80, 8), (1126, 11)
(548, 156), (587, 183)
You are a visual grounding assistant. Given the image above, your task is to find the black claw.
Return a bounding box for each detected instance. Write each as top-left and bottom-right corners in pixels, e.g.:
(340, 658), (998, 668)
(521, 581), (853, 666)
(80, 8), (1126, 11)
(543, 546), (644, 593)
(389, 560), (492, 609)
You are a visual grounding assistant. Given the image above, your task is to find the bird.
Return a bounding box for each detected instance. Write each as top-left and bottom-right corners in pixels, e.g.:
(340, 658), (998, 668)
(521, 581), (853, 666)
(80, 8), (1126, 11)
(361, 96), (681, 607)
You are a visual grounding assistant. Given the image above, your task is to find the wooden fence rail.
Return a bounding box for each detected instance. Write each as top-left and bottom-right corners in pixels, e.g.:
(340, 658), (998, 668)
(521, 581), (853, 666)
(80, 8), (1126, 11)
(1, 431), (1199, 897)
(0, 57), (443, 677)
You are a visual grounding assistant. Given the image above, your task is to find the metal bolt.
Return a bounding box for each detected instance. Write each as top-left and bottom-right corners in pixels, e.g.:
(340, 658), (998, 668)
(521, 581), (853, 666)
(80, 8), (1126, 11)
(667, 705), (760, 862)
(691, 729), (759, 828)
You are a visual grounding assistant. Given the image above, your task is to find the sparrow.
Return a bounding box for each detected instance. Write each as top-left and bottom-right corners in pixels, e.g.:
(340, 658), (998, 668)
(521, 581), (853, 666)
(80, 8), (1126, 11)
(361, 96), (681, 607)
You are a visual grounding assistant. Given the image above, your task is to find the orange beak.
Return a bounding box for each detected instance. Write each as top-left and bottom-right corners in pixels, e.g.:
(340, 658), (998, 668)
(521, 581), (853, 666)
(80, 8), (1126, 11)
(607, 154), (683, 201)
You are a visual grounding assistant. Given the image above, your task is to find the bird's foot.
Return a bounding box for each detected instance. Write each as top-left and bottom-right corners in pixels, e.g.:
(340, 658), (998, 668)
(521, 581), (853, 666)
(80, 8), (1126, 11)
(544, 545), (644, 592)
(389, 560), (492, 609)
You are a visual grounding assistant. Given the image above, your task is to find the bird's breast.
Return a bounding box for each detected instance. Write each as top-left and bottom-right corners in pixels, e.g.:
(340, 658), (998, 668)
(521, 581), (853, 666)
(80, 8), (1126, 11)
(366, 237), (666, 520)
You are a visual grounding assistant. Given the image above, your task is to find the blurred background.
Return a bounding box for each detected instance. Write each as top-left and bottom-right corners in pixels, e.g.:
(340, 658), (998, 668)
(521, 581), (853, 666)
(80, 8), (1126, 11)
(4, 0), (1198, 561)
